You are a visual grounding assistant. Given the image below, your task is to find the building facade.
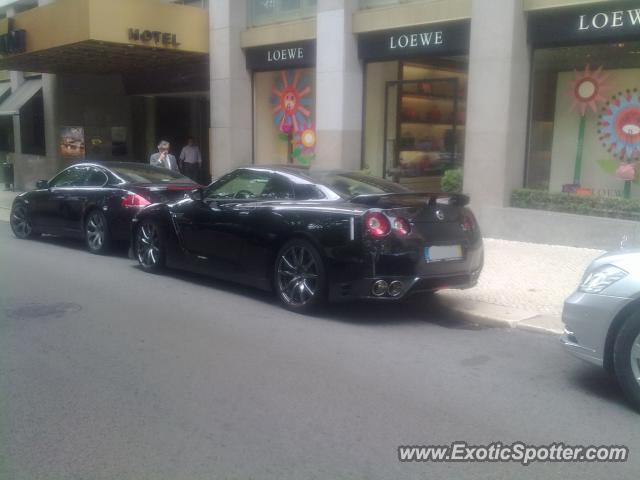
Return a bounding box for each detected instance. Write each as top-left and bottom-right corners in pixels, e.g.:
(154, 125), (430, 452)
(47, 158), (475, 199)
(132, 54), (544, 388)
(1, 0), (640, 247)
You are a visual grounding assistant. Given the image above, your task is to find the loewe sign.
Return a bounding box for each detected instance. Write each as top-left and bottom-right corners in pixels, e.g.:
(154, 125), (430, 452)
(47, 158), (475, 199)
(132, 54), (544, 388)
(358, 21), (469, 61)
(577, 8), (640, 32)
(529, 1), (640, 47)
(389, 31), (444, 50)
(128, 28), (180, 47)
(246, 40), (315, 70)
(267, 46), (305, 62)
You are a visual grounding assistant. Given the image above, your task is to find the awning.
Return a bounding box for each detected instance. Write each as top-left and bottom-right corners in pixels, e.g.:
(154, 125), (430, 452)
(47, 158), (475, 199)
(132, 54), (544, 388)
(0, 78), (42, 116)
(0, 0), (209, 75)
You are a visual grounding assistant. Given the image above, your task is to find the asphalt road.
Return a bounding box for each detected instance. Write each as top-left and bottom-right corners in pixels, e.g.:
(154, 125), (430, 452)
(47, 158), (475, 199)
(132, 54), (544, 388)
(0, 221), (639, 480)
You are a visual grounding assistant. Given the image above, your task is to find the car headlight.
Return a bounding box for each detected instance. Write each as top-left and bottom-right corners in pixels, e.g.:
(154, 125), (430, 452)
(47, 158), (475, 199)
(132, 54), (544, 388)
(579, 265), (628, 294)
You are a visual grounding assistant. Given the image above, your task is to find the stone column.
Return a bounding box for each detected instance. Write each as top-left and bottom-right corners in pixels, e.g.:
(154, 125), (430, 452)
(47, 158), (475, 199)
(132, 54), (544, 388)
(38, 0), (58, 159)
(209, 0), (252, 177)
(7, 6), (24, 154)
(463, 0), (530, 219)
(314, 0), (363, 170)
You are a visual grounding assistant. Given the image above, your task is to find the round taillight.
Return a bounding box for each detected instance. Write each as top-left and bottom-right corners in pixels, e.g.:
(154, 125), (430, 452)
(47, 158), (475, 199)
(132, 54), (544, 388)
(364, 212), (391, 237)
(461, 214), (475, 232)
(393, 217), (411, 236)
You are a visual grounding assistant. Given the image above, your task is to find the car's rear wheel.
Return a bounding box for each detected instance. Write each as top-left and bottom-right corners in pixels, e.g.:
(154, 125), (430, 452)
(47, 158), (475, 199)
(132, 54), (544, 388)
(613, 312), (640, 411)
(85, 210), (111, 254)
(274, 239), (326, 312)
(135, 221), (165, 273)
(10, 202), (36, 239)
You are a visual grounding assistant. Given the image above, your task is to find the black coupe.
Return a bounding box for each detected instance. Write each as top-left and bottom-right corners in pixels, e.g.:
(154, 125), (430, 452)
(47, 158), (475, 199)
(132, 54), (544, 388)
(10, 162), (197, 254)
(132, 166), (483, 311)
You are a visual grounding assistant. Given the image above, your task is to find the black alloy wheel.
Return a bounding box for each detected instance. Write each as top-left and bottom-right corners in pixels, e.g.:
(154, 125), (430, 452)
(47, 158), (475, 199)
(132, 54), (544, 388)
(136, 222), (165, 272)
(614, 312), (640, 411)
(10, 203), (35, 239)
(275, 239), (326, 311)
(85, 210), (110, 254)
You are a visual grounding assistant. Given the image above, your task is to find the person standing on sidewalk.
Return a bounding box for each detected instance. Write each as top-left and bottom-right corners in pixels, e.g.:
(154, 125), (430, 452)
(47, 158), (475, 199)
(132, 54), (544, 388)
(179, 136), (202, 182)
(149, 140), (179, 172)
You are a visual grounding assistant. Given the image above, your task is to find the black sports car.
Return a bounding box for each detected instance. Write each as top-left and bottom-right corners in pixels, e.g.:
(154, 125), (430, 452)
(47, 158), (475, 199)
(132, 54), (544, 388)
(10, 162), (197, 254)
(132, 166), (483, 311)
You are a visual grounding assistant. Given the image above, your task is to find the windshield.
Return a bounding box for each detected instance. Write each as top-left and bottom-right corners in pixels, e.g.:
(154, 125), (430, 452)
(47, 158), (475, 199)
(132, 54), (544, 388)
(108, 164), (194, 184)
(310, 172), (410, 197)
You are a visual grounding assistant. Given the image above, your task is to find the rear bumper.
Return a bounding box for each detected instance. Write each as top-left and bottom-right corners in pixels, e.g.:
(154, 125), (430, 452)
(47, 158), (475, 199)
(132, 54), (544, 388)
(328, 240), (483, 301)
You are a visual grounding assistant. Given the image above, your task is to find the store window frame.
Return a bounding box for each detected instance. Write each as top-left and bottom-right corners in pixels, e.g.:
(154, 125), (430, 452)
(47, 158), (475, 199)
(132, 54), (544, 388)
(524, 0), (640, 200)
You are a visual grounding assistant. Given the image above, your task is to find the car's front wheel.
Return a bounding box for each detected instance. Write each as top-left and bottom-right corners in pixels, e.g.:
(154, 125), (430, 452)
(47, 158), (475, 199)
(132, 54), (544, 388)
(85, 210), (111, 254)
(135, 221), (165, 273)
(613, 311), (640, 411)
(274, 239), (326, 312)
(10, 202), (37, 239)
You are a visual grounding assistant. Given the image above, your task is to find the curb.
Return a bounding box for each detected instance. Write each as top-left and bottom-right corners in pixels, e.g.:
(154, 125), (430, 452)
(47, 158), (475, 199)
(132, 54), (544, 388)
(437, 295), (562, 335)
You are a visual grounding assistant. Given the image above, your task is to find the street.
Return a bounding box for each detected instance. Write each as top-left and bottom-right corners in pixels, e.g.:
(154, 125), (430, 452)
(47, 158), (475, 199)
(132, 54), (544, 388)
(0, 221), (638, 480)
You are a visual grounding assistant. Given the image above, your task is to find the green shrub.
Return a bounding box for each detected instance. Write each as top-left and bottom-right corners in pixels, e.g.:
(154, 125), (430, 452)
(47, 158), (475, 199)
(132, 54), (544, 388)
(511, 188), (640, 222)
(441, 168), (463, 193)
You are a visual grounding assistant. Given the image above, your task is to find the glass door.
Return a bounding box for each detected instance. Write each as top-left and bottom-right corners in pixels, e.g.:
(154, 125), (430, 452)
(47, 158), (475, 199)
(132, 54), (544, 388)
(383, 77), (464, 191)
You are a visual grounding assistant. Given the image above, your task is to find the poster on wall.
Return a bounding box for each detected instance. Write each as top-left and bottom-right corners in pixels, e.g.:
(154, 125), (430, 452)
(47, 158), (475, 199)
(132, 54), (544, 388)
(270, 69), (315, 165)
(59, 127), (85, 158)
(111, 126), (127, 156)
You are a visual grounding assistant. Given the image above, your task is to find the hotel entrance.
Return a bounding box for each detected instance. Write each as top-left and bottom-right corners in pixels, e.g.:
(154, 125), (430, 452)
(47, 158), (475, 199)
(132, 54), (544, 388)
(0, 0), (209, 190)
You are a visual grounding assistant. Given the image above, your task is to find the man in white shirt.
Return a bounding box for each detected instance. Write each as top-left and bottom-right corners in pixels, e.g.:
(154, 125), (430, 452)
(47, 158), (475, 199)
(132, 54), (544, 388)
(149, 140), (179, 171)
(179, 136), (202, 182)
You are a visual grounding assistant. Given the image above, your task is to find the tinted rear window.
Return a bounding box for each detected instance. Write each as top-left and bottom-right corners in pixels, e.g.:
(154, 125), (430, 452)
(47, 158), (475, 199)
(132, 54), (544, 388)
(310, 172), (410, 197)
(108, 165), (194, 184)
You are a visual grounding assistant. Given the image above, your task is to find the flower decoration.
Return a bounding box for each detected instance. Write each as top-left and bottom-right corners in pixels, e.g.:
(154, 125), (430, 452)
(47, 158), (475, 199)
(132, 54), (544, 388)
(598, 89), (640, 161)
(271, 69), (312, 134)
(297, 122), (316, 152)
(291, 122), (316, 166)
(568, 65), (611, 116)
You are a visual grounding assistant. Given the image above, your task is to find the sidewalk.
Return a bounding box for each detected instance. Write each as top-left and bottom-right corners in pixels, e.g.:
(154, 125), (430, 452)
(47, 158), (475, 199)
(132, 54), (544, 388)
(0, 189), (603, 333)
(0, 189), (18, 222)
(438, 239), (604, 334)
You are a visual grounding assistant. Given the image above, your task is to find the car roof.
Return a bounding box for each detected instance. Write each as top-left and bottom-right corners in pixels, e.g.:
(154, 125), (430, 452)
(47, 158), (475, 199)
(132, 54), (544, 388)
(70, 161), (154, 169)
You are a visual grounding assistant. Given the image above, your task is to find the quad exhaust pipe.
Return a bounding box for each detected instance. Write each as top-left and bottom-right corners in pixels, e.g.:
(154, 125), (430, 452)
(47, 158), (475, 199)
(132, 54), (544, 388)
(371, 279), (404, 297)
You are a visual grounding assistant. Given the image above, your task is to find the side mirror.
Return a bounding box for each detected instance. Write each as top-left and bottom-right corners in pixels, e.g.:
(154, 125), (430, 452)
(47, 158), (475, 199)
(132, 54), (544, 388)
(36, 179), (49, 189)
(190, 188), (204, 202)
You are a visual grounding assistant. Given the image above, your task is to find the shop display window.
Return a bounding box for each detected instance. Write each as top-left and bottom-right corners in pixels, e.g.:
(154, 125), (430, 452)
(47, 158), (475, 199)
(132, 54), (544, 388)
(253, 67), (316, 166)
(362, 59), (467, 191)
(527, 41), (640, 199)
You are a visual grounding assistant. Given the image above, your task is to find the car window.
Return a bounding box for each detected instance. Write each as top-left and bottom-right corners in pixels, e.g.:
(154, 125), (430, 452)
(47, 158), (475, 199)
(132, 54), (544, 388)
(310, 172), (410, 197)
(261, 175), (294, 199)
(49, 166), (89, 188)
(293, 183), (325, 200)
(85, 167), (108, 187)
(205, 170), (279, 200)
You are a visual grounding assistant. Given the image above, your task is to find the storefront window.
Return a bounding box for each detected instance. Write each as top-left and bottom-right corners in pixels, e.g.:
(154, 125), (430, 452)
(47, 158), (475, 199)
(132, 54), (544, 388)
(363, 58), (468, 192)
(527, 41), (640, 199)
(253, 67), (316, 165)
(248, 0), (317, 27)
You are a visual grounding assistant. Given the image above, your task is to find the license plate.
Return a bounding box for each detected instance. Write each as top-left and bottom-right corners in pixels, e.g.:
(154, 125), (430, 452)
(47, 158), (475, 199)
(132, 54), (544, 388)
(424, 245), (463, 263)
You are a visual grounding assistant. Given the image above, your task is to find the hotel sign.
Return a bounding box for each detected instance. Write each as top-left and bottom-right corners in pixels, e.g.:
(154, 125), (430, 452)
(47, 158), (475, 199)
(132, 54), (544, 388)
(128, 28), (180, 47)
(358, 21), (470, 61)
(529, 0), (640, 47)
(245, 40), (315, 70)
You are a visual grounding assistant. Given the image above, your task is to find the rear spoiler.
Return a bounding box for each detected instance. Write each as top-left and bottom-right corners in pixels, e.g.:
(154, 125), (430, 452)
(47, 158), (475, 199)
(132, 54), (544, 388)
(349, 192), (470, 207)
